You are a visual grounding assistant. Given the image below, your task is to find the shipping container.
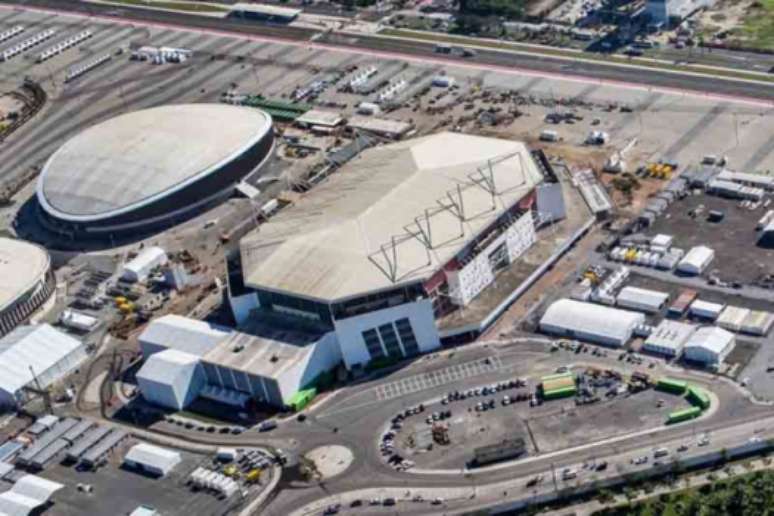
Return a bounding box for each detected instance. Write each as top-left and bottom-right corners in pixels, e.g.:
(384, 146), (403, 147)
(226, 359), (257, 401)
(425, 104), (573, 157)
(543, 385), (577, 400)
(666, 406), (701, 424)
(656, 377), (688, 395)
(686, 386), (710, 410)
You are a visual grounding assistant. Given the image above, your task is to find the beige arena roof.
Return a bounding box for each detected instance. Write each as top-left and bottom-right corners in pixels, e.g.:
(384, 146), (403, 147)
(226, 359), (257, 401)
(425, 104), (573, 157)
(37, 104), (272, 221)
(0, 238), (49, 313)
(241, 132), (544, 301)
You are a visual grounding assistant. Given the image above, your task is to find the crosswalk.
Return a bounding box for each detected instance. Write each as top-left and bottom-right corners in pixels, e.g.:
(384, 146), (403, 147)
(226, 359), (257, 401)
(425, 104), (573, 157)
(375, 356), (503, 401)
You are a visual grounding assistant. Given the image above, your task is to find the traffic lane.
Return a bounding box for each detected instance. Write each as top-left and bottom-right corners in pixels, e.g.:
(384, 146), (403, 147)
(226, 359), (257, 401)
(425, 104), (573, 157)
(282, 410), (774, 516)
(322, 33), (774, 103)
(5, 0), (774, 103)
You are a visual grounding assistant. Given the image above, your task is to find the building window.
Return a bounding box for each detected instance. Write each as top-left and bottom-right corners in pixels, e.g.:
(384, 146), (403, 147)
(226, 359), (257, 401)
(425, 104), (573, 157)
(378, 324), (403, 358)
(395, 318), (419, 356)
(362, 329), (385, 359)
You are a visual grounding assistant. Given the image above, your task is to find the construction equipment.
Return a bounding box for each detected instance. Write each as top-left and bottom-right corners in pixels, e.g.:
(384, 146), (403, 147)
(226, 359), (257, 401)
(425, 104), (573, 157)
(223, 464), (240, 478)
(604, 137), (637, 173)
(245, 469), (261, 483)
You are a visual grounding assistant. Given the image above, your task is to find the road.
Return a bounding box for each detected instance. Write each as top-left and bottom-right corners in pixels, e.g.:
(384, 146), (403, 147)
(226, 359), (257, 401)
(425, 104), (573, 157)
(1, 0), (773, 103)
(93, 338), (771, 515)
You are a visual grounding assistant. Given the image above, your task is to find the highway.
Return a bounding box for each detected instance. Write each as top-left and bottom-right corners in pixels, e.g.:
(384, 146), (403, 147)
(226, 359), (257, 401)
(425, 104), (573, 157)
(1, 0), (773, 103)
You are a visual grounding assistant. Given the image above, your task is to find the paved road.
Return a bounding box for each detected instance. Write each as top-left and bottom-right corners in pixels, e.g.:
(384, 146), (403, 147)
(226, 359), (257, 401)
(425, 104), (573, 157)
(116, 340), (769, 515)
(2, 0), (773, 103)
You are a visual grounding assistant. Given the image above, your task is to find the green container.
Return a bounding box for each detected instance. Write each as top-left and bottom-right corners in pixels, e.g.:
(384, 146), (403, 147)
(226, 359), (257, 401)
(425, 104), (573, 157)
(666, 406), (701, 424)
(656, 377), (688, 395)
(686, 386), (711, 410)
(287, 387), (317, 412)
(543, 385), (576, 400)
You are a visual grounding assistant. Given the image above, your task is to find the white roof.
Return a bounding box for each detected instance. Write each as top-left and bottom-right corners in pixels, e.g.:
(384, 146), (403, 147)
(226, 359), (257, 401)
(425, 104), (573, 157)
(540, 299), (645, 342)
(617, 286), (669, 309)
(231, 3), (301, 16)
(124, 247), (166, 275)
(295, 109), (342, 127)
(241, 132), (544, 301)
(37, 104), (272, 222)
(130, 507), (158, 516)
(0, 475), (63, 516)
(0, 325), (84, 395)
(717, 170), (774, 188)
(0, 238), (49, 314)
(690, 299), (725, 316)
(136, 349), (199, 384)
(643, 320), (695, 352)
(346, 115), (411, 136)
(651, 234), (673, 247)
(123, 443), (181, 474)
(678, 246), (714, 272)
(139, 315), (230, 357)
(717, 305), (751, 328)
(685, 326), (734, 354)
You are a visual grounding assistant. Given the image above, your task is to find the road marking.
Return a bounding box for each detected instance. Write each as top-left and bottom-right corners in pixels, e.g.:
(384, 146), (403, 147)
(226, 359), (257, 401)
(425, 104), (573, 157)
(10, 4), (773, 108)
(375, 356), (503, 401)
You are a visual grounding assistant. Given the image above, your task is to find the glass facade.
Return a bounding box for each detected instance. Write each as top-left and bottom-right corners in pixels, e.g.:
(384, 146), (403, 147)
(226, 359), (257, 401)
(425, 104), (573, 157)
(362, 328), (385, 359)
(395, 318), (419, 356)
(378, 323), (403, 358)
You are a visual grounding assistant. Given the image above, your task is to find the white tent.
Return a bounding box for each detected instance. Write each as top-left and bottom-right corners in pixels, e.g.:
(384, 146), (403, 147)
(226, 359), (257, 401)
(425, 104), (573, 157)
(539, 299), (645, 347)
(684, 326), (735, 366)
(121, 247), (168, 283)
(0, 475), (63, 516)
(138, 315), (229, 357)
(0, 325), (87, 409)
(123, 443), (182, 477)
(136, 349), (205, 410)
(677, 246), (714, 275)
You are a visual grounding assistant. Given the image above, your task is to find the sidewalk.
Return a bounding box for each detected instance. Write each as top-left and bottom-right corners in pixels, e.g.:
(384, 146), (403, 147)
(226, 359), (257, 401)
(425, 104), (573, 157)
(544, 457), (774, 516)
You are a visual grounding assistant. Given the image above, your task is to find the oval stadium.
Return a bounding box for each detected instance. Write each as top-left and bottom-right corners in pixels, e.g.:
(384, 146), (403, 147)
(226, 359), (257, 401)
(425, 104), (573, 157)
(0, 237), (54, 337)
(36, 104), (274, 238)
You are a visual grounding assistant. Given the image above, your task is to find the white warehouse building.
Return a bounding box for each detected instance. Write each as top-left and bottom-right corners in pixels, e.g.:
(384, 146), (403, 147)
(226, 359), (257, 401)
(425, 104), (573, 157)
(642, 319), (696, 358)
(539, 299), (645, 347)
(616, 286), (669, 314)
(136, 315), (341, 409)
(683, 326), (735, 367)
(121, 246), (168, 283)
(0, 324), (88, 409)
(677, 246), (714, 275)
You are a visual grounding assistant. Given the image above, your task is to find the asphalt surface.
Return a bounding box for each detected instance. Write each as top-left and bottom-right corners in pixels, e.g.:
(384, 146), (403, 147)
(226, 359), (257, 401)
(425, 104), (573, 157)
(103, 341), (770, 515)
(2, 0), (773, 103)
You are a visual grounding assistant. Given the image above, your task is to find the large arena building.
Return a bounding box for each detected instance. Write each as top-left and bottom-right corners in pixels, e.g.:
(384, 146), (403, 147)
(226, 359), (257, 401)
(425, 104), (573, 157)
(0, 238), (54, 337)
(232, 131), (564, 369)
(36, 104), (274, 238)
(136, 132), (570, 411)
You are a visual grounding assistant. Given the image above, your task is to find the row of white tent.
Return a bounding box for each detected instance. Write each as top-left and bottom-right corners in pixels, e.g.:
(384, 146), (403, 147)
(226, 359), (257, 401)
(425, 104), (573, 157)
(189, 467), (240, 497)
(0, 25), (24, 45)
(130, 46), (192, 64)
(377, 78), (407, 103)
(348, 65), (377, 89)
(65, 53), (111, 83)
(0, 29), (56, 61)
(37, 30), (93, 63)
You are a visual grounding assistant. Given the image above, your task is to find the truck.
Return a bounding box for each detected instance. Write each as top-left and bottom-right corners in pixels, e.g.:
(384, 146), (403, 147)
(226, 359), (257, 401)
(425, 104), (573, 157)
(540, 129), (560, 142)
(434, 44), (476, 57)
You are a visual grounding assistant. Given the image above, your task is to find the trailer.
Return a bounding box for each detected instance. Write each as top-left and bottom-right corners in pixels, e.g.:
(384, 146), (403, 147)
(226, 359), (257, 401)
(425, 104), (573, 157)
(686, 386), (710, 410)
(656, 377), (688, 395)
(543, 385), (577, 400)
(666, 406), (701, 424)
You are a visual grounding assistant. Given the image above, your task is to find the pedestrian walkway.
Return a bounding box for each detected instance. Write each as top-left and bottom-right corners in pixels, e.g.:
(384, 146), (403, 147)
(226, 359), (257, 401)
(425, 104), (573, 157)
(375, 356), (503, 401)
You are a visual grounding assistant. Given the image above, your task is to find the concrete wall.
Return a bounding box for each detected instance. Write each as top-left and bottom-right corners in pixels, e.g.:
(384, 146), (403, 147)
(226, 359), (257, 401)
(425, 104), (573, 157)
(334, 299), (440, 369)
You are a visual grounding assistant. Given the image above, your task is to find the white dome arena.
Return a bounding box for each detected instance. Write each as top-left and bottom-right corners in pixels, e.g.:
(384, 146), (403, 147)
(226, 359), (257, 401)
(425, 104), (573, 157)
(36, 103), (274, 236)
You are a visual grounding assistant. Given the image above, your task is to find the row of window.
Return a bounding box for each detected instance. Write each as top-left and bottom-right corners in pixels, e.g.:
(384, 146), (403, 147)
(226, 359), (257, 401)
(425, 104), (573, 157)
(361, 317), (420, 361)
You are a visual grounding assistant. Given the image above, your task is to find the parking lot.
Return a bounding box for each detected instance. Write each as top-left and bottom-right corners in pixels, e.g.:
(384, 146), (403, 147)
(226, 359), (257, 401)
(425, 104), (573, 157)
(382, 366), (691, 469)
(40, 441), (239, 516)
